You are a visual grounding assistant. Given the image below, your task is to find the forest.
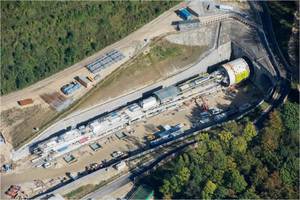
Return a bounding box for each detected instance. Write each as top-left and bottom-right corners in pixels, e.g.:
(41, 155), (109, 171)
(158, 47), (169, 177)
(1, 1), (177, 95)
(267, 1), (299, 80)
(141, 100), (299, 199)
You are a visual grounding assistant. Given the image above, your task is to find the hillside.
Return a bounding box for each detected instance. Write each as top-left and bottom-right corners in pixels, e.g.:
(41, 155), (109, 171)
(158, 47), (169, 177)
(1, 1), (177, 95)
(267, 1), (299, 81)
(140, 100), (299, 199)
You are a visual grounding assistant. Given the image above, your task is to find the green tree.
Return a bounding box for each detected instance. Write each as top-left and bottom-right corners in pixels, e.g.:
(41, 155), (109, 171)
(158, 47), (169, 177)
(1, 1), (177, 94)
(202, 180), (217, 199)
(213, 186), (228, 198)
(225, 170), (247, 194)
(176, 167), (191, 185)
(231, 136), (247, 154)
(243, 121), (257, 142)
(197, 132), (209, 142)
(280, 157), (299, 186)
(261, 127), (280, 151)
(160, 179), (171, 196)
(281, 101), (299, 133)
(240, 187), (260, 199)
(219, 130), (233, 143)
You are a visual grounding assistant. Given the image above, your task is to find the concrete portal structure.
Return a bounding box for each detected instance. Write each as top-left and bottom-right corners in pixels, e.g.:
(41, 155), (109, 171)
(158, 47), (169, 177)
(231, 42), (276, 95)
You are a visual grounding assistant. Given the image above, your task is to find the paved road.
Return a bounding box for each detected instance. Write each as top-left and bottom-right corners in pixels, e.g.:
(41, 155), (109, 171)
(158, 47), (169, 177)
(1, 3), (182, 111)
(250, 1), (290, 127)
(83, 174), (131, 200)
(37, 5), (292, 199)
(13, 10), (259, 160)
(83, 139), (195, 200)
(84, 8), (294, 198)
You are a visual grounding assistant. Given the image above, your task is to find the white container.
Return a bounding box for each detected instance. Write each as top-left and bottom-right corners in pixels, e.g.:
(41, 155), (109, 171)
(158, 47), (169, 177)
(115, 161), (126, 170)
(140, 97), (158, 110)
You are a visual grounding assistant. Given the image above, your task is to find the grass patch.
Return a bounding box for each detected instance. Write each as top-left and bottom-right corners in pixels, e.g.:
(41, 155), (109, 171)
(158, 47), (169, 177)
(75, 39), (208, 110)
(64, 184), (95, 199)
(1, 105), (57, 148)
(64, 172), (127, 199)
(9, 39), (207, 150)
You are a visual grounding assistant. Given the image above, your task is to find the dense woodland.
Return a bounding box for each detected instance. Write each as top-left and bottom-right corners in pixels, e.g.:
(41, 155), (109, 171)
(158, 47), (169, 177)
(1, 1), (176, 95)
(141, 100), (299, 199)
(267, 1), (299, 80)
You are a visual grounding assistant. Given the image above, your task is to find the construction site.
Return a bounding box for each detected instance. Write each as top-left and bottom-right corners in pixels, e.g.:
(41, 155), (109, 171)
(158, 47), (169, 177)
(1, 1), (279, 199)
(31, 58), (250, 162)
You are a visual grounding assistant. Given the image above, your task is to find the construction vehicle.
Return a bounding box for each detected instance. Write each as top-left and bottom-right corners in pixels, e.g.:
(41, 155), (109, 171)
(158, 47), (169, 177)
(87, 75), (94, 82)
(200, 96), (209, 111)
(146, 134), (155, 141)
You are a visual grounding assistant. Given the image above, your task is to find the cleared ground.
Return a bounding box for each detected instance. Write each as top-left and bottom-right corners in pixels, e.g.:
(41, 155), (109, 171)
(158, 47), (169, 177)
(75, 39), (208, 111)
(0, 4), (180, 149)
(1, 106), (57, 149)
(0, 38), (207, 150)
(0, 83), (262, 199)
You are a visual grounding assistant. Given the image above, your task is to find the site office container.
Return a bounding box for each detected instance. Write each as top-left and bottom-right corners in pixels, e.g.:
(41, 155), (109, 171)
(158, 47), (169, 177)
(79, 136), (89, 144)
(87, 76), (94, 82)
(217, 4), (234, 11)
(75, 76), (89, 88)
(179, 8), (192, 20)
(140, 97), (158, 110)
(5, 190), (17, 198)
(18, 98), (33, 106)
(61, 82), (81, 95)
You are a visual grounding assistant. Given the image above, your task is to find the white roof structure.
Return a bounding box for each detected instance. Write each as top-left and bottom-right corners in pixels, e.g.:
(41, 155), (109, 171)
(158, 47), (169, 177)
(140, 97), (158, 110)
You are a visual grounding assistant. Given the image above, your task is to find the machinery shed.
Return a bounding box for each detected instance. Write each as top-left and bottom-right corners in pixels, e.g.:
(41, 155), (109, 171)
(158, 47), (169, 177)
(154, 86), (179, 103)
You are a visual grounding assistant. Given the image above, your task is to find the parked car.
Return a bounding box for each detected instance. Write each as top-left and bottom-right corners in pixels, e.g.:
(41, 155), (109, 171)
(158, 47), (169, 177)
(214, 113), (227, 121)
(199, 118), (210, 124)
(111, 151), (124, 158)
(42, 162), (52, 168)
(239, 103), (251, 112)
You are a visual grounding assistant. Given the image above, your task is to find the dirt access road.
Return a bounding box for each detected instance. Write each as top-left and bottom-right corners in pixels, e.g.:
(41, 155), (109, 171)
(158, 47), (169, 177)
(0, 3), (181, 111)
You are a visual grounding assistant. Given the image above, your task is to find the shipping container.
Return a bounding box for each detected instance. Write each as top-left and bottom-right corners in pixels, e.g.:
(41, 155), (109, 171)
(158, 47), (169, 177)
(79, 137), (88, 144)
(140, 97), (158, 110)
(61, 82), (81, 95)
(186, 6), (199, 17)
(86, 49), (125, 74)
(18, 98), (33, 106)
(179, 8), (192, 20)
(87, 76), (94, 82)
(114, 161), (126, 170)
(216, 4), (234, 11)
(75, 76), (90, 88)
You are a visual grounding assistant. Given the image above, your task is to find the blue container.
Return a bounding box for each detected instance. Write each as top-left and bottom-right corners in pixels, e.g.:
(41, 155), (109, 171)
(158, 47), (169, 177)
(61, 82), (81, 95)
(179, 8), (192, 20)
